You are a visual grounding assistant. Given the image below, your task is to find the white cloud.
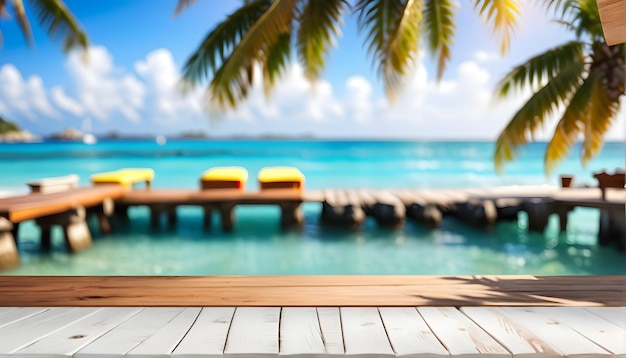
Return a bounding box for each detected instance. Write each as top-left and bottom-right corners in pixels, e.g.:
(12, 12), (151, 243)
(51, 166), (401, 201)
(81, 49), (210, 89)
(134, 48), (204, 125)
(0, 44), (622, 141)
(0, 64), (59, 120)
(473, 51), (497, 63)
(65, 46), (146, 122)
(51, 86), (84, 117)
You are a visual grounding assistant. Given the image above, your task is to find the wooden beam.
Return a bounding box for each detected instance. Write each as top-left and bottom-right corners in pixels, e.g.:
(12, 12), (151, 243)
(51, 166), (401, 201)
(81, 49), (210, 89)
(0, 276), (624, 307)
(598, 0), (626, 45)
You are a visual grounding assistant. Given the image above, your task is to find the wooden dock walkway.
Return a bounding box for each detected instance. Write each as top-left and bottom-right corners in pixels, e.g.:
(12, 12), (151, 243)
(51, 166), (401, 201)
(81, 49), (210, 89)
(0, 276), (624, 357)
(1, 184), (624, 269)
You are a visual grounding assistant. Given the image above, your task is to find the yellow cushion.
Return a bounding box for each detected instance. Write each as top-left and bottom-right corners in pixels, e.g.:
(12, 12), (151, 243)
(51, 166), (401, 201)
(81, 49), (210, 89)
(201, 167), (248, 182)
(91, 168), (154, 186)
(258, 166), (304, 183)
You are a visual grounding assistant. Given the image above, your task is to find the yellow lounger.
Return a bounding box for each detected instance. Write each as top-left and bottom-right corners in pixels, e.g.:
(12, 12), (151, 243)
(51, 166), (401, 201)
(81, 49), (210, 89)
(258, 166), (304, 190)
(200, 166), (248, 190)
(91, 168), (154, 188)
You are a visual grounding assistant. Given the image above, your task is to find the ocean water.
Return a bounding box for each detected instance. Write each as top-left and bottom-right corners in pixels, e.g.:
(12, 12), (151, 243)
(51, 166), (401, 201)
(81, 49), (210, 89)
(0, 140), (624, 275)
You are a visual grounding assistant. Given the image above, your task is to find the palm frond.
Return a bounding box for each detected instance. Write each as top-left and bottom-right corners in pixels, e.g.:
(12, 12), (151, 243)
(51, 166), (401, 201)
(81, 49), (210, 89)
(173, 0), (196, 16)
(494, 60), (585, 172)
(494, 41), (584, 98)
(542, 0), (577, 16)
(543, 71), (597, 174)
(581, 71), (620, 164)
(28, 0), (88, 52)
(12, 0), (33, 45)
(296, 0), (348, 82)
(473, 0), (521, 53)
(571, 0), (604, 40)
(355, 0), (423, 102)
(263, 32), (291, 96)
(180, 0), (272, 91)
(423, 0), (456, 80)
(208, 0), (298, 113)
(1, 0), (9, 18)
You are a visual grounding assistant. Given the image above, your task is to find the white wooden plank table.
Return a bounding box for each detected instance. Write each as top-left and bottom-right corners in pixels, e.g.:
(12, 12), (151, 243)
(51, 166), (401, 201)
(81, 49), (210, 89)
(171, 307), (235, 358)
(341, 307), (395, 357)
(14, 308), (143, 358)
(223, 307), (280, 358)
(0, 306), (624, 357)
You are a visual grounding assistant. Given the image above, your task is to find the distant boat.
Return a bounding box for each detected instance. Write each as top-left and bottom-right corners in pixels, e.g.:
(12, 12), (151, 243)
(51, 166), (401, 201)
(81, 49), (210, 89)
(82, 118), (97, 145)
(156, 135), (167, 145)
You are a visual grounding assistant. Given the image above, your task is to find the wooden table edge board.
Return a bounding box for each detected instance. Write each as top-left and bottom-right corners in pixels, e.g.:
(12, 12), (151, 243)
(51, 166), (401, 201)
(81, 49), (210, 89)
(0, 275), (624, 307)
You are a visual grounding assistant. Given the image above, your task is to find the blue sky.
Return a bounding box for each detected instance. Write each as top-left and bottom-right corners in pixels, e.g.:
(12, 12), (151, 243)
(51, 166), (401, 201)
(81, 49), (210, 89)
(0, 0), (623, 140)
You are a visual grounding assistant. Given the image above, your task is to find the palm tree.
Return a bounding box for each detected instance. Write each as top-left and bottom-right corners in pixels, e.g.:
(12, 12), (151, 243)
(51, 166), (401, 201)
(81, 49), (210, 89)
(176, 0), (522, 114)
(0, 0), (88, 53)
(494, 0), (625, 174)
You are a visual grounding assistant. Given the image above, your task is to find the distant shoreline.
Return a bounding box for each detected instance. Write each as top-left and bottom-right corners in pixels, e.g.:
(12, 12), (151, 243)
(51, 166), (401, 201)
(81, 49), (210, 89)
(1, 137), (624, 144)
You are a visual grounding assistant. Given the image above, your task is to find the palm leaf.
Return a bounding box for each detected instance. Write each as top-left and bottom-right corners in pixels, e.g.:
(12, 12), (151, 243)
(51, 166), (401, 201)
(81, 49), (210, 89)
(208, 0), (298, 113)
(473, 0), (521, 53)
(494, 60), (585, 172)
(543, 71), (597, 174)
(12, 0), (33, 45)
(173, 0), (196, 16)
(423, 0), (456, 80)
(581, 71), (620, 164)
(28, 0), (88, 52)
(355, 0), (423, 102)
(180, 0), (272, 91)
(1, 0), (9, 18)
(296, 0), (348, 82)
(494, 41), (584, 98)
(263, 32), (291, 96)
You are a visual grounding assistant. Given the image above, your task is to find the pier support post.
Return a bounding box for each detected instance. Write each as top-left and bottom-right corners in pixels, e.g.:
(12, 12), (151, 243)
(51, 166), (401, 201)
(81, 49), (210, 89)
(203, 206), (214, 230)
(494, 199), (521, 221)
(598, 209), (626, 249)
(114, 204), (129, 221)
(321, 202), (366, 229)
(406, 203), (442, 228)
(35, 207), (92, 253)
(87, 198), (114, 234)
(149, 205), (177, 229)
(0, 217), (19, 270)
(523, 200), (552, 233)
(280, 202), (304, 230)
(455, 200), (497, 227)
(556, 205), (572, 233)
(219, 204), (235, 232)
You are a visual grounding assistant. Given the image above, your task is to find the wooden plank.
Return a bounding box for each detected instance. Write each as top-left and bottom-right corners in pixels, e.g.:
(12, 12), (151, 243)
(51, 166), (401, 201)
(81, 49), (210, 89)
(0, 307), (17, 317)
(127, 308), (201, 357)
(316, 308), (344, 356)
(223, 307), (280, 357)
(598, 0), (626, 45)
(340, 307), (394, 357)
(13, 308), (142, 358)
(461, 307), (561, 358)
(378, 307), (449, 357)
(0, 307), (48, 329)
(499, 307), (612, 357)
(75, 307), (185, 358)
(279, 307), (326, 357)
(0, 276), (624, 307)
(530, 307), (626, 355)
(418, 307), (510, 358)
(172, 307), (235, 358)
(0, 308), (99, 354)
(586, 307), (626, 329)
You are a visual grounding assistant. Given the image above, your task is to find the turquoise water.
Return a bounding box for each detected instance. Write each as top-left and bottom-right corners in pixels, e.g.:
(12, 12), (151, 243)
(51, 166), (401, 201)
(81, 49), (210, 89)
(0, 140), (624, 275)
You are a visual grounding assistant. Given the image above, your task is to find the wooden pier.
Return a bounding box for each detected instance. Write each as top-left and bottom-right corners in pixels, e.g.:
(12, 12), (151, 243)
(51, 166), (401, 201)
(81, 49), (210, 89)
(1, 183), (624, 269)
(117, 185), (625, 247)
(0, 185), (127, 269)
(0, 276), (624, 357)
